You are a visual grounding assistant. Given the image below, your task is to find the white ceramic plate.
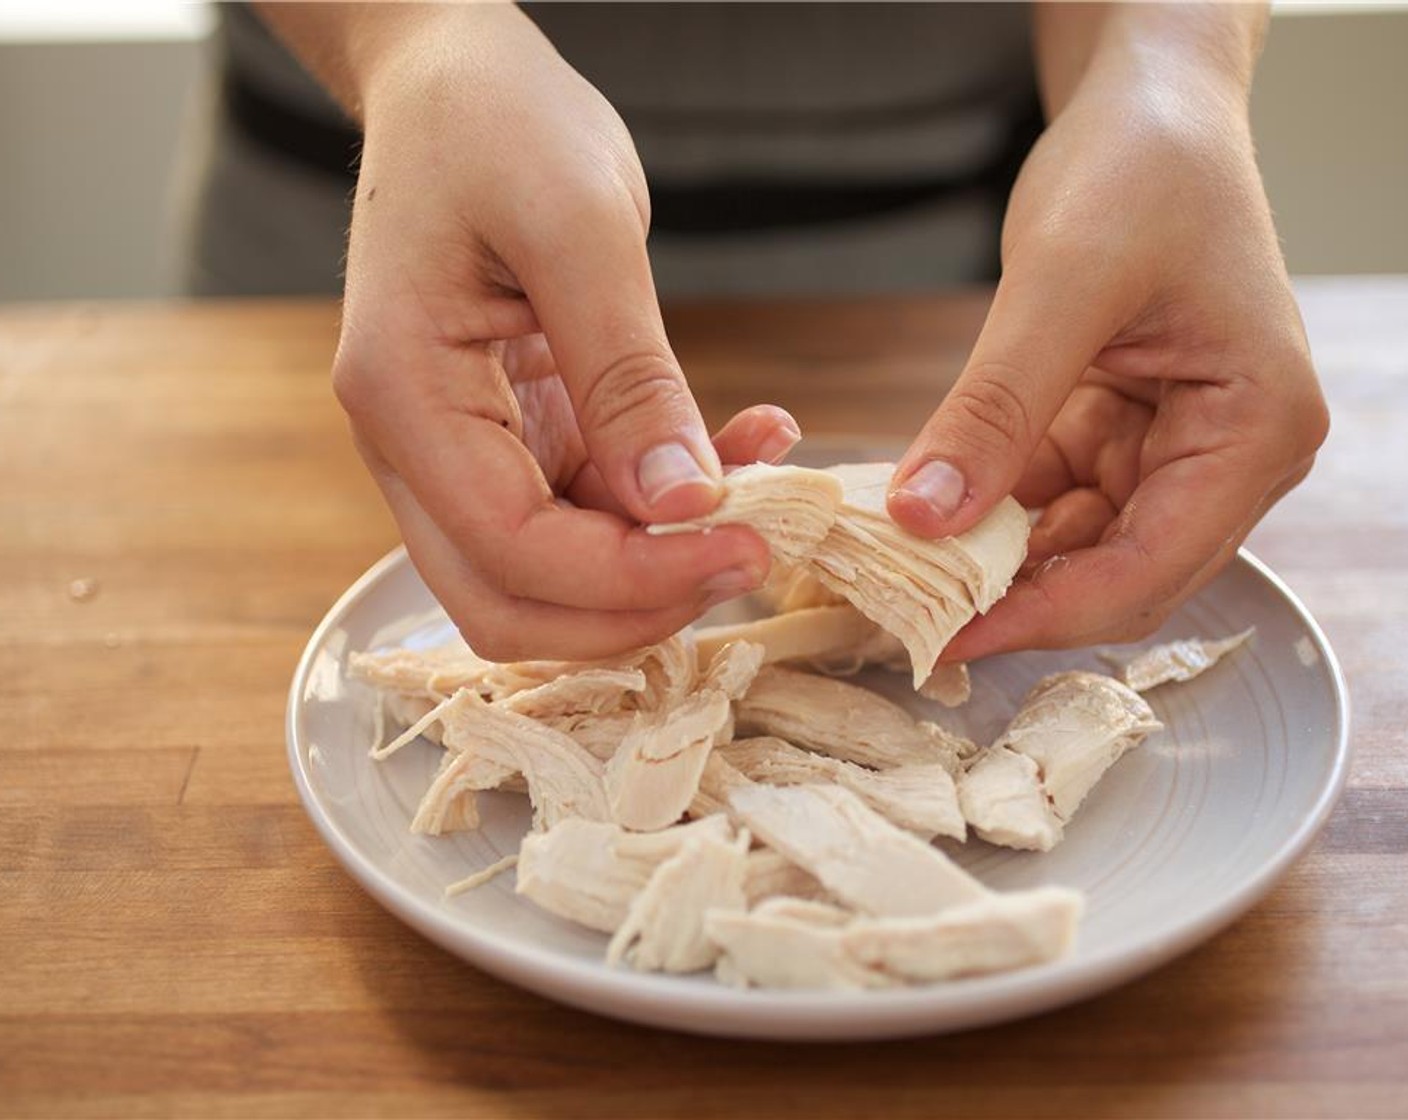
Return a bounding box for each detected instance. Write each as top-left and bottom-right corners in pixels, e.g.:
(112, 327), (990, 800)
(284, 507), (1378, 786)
(287, 454), (1349, 1041)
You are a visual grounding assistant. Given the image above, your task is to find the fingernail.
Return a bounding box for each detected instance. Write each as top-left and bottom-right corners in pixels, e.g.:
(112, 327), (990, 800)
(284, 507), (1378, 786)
(638, 441), (715, 506)
(755, 422), (802, 465)
(894, 459), (967, 520)
(701, 565), (764, 601)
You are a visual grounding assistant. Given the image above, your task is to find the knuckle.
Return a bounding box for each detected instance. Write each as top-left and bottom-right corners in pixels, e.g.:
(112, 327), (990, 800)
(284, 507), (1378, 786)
(1116, 604), (1173, 644)
(330, 351), (375, 417)
(1297, 387), (1331, 454)
(530, 173), (646, 249)
(945, 366), (1037, 454)
(576, 351), (688, 438)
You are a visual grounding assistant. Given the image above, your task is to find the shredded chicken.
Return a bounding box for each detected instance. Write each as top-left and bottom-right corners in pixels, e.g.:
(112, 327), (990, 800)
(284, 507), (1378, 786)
(721, 736), (965, 841)
(444, 853), (519, 898)
(353, 454), (1257, 992)
(607, 826), (751, 972)
(605, 641), (763, 831)
(653, 461), (1027, 686)
(736, 665), (973, 772)
(741, 847), (829, 906)
(957, 745), (1064, 852)
(843, 886), (1084, 982)
(759, 563), (847, 613)
(408, 690), (610, 834)
(648, 463), (843, 566)
(807, 462), (1028, 686)
(709, 898), (895, 990)
(693, 604), (881, 671)
(710, 885), (1082, 989)
(982, 671), (1161, 824)
(727, 783), (988, 917)
(1105, 628), (1256, 692)
(516, 816), (733, 932)
(956, 670), (1166, 851)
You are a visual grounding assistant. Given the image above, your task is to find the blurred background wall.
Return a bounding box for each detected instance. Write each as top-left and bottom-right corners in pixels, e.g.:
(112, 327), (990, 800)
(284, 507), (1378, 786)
(1, 2), (1405, 303)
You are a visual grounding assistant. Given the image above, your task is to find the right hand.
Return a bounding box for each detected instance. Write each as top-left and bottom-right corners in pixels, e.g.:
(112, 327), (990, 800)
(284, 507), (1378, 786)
(326, 5), (788, 661)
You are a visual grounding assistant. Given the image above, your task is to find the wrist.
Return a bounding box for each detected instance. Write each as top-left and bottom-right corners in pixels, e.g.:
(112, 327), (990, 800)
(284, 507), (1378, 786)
(257, 2), (527, 124)
(1039, 3), (1266, 124)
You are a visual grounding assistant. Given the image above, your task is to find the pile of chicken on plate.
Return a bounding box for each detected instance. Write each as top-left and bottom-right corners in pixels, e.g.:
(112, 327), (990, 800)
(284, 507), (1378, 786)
(351, 462), (1252, 990)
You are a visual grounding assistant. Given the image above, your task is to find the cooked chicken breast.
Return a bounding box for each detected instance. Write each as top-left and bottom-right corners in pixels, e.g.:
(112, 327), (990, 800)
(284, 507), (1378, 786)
(721, 736), (965, 841)
(1108, 629), (1255, 692)
(648, 462), (843, 566)
(604, 640), (763, 831)
(736, 665), (973, 772)
(607, 826), (751, 972)
(841, 885), (1084, 982)
(516, 816), (732, 932)
(956, 745), (1064, 852)
(410, 690), (610, 834)
(727, 783), (988, 917)
(707, 897), (895, 990)
(992, 671), (1162, 822)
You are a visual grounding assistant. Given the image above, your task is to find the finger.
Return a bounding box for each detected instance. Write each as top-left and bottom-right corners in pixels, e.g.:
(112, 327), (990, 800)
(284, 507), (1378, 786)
(941, 443), (1288, 660)
(339, 347), (770, 613)
(372, 466), (713, 661)
(505, 192), (724, 524)
(567, 404), (800, 514)
(1013, 381), (1154, 509)
(888, 253), (1134, 538)
(1022, 487), (1119, 574)
(711, 405), (802, 467)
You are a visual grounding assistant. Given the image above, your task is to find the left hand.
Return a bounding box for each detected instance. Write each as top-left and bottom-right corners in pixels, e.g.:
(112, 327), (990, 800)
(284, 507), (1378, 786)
(887, 30), (1328, 659)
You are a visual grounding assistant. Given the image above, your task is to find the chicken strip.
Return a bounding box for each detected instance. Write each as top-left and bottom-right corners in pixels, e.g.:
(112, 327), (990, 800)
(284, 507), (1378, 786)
(708, 898), (895, 990)
(607, 826), (751, 972)
(727, 783), (988, 917)
(721, 736), (965, 841)
(606, 689), (733, 832)
(735, 665), (974, 773)
(648, 463), (843, 566)
(692, 605), (881, 671)
(605, 641), (763, 831)
(409, 690), (610, 834)
(956, 746), (1064, 852)
(842, 885), (1084, 982)
(515, 816), (732, 933)
(1105, 628), (1256, 693)
(993, 671), (1162, 822)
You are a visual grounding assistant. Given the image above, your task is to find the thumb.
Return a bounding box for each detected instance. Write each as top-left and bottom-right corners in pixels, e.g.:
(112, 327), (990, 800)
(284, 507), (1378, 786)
(512, 195), (721, 524)
(887, 256), (1127, 537)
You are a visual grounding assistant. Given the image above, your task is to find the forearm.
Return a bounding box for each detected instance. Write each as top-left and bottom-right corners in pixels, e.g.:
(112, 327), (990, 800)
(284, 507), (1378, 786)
(1033, 2), (1269, 120)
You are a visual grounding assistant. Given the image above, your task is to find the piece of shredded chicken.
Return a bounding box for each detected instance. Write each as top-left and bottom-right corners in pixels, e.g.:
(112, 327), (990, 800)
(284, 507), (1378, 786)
(727, 783), (988, 918)
(653, 461), (1027, 687)
(720, 736), (965, 841)
(736, 665), (974, 773)
(959, 671), (1162, 849)
(1104, 628), (1255, 692)
(605, 641), (763, 831)
(406, 690), (611, 835)
(607, 825), (751, 972)
(516, 816), (733, 933)
(708, 884), (1083, 989)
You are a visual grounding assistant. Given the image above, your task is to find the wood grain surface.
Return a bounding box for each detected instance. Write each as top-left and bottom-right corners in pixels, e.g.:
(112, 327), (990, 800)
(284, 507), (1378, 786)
(2, 282), (1405, 1119)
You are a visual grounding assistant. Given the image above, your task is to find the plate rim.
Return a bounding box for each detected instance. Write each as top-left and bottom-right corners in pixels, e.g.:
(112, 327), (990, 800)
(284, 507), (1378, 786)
(285, 546), (1351, 1040)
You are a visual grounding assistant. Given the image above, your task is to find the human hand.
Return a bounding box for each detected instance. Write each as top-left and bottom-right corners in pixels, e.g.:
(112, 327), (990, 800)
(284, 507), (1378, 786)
(294, 5), (788, 660)
(887, 8), (1328, 659)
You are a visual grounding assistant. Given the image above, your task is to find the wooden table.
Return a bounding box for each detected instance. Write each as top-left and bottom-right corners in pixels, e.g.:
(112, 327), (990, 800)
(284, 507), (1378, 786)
(2, 281), (1405, 1119)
